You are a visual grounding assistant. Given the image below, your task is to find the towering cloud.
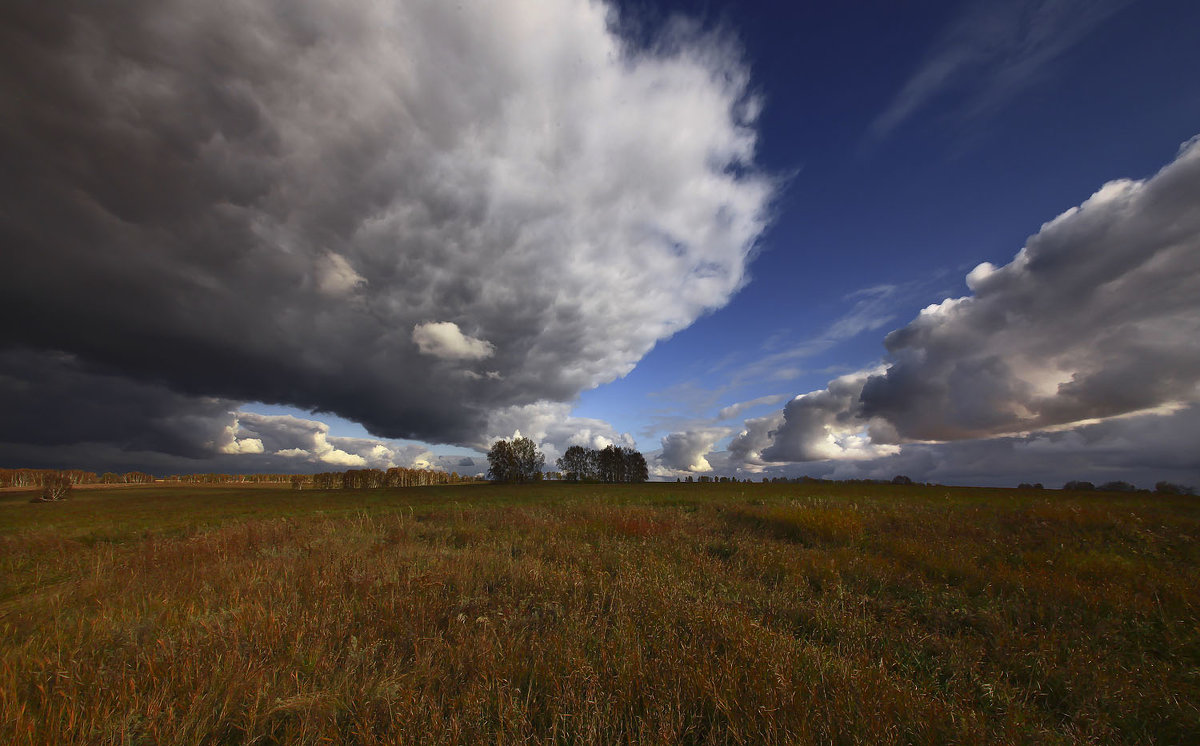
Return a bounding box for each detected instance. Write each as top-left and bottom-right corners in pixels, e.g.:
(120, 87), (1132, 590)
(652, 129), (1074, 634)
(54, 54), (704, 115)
(659, 429), (729, 473)
(740, 136), (1200, 469)
(0, 0), (771, 458)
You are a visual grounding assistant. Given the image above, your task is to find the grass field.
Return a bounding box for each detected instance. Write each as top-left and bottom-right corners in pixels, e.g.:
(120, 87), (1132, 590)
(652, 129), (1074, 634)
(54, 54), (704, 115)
(1, 482), (1198, 744)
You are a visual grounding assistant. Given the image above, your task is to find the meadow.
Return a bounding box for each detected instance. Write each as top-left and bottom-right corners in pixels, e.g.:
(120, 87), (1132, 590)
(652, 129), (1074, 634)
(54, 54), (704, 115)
(1, 481), (1197, 744)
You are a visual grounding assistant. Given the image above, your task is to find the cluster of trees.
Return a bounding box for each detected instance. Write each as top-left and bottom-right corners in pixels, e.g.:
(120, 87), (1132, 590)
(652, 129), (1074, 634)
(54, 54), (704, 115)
(486, 437), (546, 484)
(1063, 480), (1195, 495)
(554, 444), (648, 483)
(291, 467), (475, 490)
(0, 469), (154, 488)
(483, 439), (650, 484)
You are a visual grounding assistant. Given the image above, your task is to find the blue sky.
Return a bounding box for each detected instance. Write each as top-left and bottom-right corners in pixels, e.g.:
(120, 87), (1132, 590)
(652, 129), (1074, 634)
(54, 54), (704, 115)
(4, 0), (1199, 486)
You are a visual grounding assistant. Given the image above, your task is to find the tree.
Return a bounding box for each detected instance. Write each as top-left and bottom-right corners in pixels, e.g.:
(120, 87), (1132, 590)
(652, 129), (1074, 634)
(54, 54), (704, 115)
(623, 448), (648, 483)
(557, 445), (591, 482)
(596, 445), (624, 483)
(34, 473), (72, 502)
(487, 436), (544, 483)
(1063, 480), (1095, 491)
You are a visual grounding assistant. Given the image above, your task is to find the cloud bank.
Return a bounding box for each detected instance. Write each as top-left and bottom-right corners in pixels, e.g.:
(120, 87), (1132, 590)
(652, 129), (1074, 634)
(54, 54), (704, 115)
(0, 0), (771, 464)
(710, 136), (1200, 484)
(0, 348), (473, 474)
(744, 405), (1200, 490)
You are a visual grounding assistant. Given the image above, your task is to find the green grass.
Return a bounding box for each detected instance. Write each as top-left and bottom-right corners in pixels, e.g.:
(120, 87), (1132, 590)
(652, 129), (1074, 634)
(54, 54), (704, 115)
(1, 482), (1198, 744)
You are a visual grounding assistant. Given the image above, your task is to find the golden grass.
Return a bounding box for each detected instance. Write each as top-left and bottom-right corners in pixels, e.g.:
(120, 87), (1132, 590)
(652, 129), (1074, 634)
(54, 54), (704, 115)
(1, 483), (1197, 744)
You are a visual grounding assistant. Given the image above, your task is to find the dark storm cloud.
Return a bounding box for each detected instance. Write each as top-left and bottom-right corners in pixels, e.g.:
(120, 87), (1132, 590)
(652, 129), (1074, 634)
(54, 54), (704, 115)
(0, 0), (771, 452)
(0, 348), (238, 460)
(734, 136), (1200, 470)
(0, 348), (451, 473)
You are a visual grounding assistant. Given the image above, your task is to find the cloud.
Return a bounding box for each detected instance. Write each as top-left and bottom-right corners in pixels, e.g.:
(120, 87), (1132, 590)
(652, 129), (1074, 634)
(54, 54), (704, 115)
(659, 428), (729, 472)
(738, 135), (1200, 473)
(759, 368), (899, 463)
(233, 412), (450, 469)
(868, 0), (1130, 142)
(726, 412), (784, 472)
(860, 139), (1200, 440)
(0, 348), (241, 460)
(0, 348), (481, 473)
(0, 0), (772, 450)
(749, 405), (1200, 489)
(412, 322), (495, 361)
(716, 394), (789, 421)
(316, 252), (367, 296)
(217, 428), (265, 455)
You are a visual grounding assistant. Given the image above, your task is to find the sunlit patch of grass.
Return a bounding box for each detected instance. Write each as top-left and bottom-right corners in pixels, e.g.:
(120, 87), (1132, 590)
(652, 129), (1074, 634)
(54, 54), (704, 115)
(1, 483), (1198, 743)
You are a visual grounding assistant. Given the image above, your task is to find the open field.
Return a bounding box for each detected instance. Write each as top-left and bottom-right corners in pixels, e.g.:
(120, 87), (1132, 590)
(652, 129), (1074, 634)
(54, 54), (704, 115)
(2, 482), (1198, 744)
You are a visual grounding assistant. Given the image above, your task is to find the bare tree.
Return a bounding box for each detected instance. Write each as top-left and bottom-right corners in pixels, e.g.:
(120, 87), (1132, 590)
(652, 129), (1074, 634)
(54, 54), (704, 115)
(33, 473), (72, 502)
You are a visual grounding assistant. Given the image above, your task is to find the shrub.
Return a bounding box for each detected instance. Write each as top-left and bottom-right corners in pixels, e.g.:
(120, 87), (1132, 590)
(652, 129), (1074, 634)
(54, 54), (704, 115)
(33, 474), (72, 502)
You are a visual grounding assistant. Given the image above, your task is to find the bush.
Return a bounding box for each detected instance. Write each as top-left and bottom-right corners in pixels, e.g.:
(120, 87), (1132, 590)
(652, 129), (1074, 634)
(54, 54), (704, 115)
(33, 474), (72, 503)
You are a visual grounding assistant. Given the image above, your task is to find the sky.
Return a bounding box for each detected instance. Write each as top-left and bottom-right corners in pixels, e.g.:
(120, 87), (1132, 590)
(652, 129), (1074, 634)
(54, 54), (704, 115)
(2, 0), (1198, 488)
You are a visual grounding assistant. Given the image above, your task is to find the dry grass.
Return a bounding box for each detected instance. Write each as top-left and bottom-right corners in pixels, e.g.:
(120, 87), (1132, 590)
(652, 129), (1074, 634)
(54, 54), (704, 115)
(1, 483), (1197, 744)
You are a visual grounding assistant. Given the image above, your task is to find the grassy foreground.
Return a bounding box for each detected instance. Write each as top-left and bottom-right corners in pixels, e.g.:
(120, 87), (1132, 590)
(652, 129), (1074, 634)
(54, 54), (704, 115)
(1, 482), (1197, 744)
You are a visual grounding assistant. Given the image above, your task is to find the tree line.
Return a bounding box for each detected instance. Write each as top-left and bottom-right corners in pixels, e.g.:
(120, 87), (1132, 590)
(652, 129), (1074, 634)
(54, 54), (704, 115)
(1061, 480), (1195, 495)
(163, 473), (293, 485)
(556, 444), (648, 483)
(0, 468), (155, 488)
(483, 437), (648, 483)
(7, 466), (477, 494)
(290, 467), (479, 490)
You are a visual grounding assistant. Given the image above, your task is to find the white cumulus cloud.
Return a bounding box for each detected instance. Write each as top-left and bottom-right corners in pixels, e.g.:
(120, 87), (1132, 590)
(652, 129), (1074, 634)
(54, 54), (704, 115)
(736, 135), (1200, 471)
(412, 322), (496, 361)
(659, 428), (729, 472)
